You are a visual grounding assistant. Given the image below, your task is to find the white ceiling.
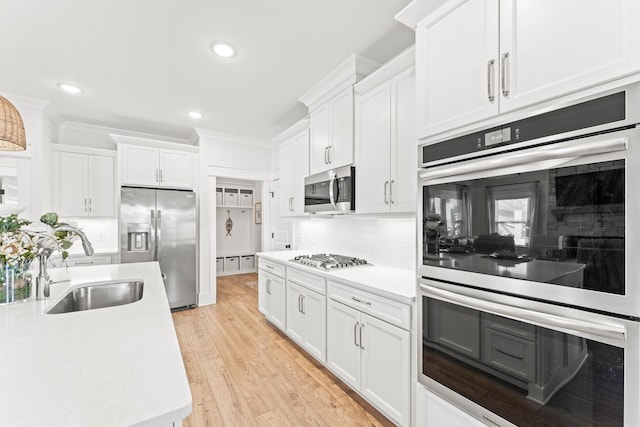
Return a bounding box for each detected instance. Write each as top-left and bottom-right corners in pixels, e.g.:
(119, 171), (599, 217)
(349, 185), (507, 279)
(0, 0), (417, 143)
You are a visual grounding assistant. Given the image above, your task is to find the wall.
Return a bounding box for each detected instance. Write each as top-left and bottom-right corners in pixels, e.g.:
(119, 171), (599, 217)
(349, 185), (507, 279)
(294, 216), (416, 271)
(197, 129), (271, 305)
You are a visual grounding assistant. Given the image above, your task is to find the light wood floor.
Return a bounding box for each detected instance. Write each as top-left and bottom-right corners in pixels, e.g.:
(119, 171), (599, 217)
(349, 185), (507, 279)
(172, 273), (394, 427)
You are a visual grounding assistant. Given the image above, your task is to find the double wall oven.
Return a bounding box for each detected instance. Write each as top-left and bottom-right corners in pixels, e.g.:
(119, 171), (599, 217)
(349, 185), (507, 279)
(418, 84), (640, 426)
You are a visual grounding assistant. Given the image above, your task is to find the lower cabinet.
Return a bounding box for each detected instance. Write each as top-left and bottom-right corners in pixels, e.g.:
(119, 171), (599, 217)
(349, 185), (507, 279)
(258, 269), (286, 331)
(327, 298), (411, 427)
(416, 384), (485, 427)
(286, 281), (326, 362)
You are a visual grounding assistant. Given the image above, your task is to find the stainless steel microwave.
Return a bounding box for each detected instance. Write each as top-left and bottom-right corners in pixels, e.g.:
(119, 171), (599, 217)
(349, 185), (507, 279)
(304, 166), (355, 214)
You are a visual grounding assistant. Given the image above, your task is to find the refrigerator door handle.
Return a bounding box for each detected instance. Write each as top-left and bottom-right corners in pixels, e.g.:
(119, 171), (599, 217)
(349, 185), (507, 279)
(150, 209), (157, 259)
(156, 210), (162, 261)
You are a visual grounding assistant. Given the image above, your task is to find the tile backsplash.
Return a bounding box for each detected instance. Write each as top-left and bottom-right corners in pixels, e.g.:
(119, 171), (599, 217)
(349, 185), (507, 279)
(294, 216), (417, 271)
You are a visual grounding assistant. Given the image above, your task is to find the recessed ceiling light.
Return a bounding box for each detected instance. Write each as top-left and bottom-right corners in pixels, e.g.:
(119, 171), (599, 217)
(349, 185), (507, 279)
(188, 111), (204, 119)
(210, 41), (236, 58)
(57, 83), (83, 94)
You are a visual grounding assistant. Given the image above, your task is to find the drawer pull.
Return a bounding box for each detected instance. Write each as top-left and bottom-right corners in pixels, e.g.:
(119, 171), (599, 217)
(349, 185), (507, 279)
(354, 321), (360, 347)
(351, 296), (372, 306)
(266, 265), (274, 269)
(495, 346), (524, 360)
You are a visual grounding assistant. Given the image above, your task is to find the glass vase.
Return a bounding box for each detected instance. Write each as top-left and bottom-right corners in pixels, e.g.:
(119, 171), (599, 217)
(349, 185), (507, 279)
(0, 262), (32, 304)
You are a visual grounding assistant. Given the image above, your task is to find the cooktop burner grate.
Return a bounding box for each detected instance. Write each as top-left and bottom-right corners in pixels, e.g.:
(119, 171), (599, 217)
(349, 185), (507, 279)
(289, 253), (369, 270)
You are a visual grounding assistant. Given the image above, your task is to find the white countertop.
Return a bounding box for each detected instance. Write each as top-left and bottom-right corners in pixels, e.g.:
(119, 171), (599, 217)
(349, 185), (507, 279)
(0, 262), (192, 427)
(257, 251), (416, 303)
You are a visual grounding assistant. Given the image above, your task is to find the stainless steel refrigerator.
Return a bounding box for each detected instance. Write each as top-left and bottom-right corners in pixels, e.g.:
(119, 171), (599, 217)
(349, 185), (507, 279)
(120, 187), (197, 310)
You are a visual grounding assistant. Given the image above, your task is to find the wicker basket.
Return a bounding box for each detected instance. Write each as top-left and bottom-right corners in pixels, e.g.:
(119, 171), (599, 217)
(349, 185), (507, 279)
(0, 96), (26, 151)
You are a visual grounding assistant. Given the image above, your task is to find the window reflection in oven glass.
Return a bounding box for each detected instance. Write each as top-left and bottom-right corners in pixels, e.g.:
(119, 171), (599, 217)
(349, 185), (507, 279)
(422, 160), (625, 295)
(422, 297), (624, 426)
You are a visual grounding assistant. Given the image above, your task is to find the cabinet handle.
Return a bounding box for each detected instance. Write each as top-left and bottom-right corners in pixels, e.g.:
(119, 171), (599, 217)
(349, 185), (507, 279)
(390, 180), (395, 204)
(324, 146), (329, 164)
(359, 323), (365, 350)
(266, 265), (274, 270)
(84, 198), (87, 212)
(73, 260), (94, 266)
(495, 346), (524, 360)
(354, 321), (360, 347)
(487, 59), (496, 102)
(289, 197), (293, 212)
(160, 169), (164, 182)
(156, 169), (160, 182)
(351, 296), (372, 306)
(300, 295), (305, 314)
(88, 198), (92, 213)
(327, 146), (332, 164)
(501, 52), (510, 97)
(298, 294), (302, 313)
(266, 278), (271, 294)
(384, 181), (389, 204)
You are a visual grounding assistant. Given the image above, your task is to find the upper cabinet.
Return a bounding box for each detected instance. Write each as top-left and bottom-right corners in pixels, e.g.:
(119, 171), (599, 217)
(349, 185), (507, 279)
(308, 87), (354, 174)
(399, 0), (640, 139)
(115, 139), (196, 190)
(299, 54), (379, 176)
(52, 145), (116, 218)
(355, 48), (416, 214)
(276, 120), (309, 217)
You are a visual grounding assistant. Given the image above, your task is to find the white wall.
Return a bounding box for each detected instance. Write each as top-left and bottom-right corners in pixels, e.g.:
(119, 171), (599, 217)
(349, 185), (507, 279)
(197, 129), (271, 305)
(294, 216), (416, 271)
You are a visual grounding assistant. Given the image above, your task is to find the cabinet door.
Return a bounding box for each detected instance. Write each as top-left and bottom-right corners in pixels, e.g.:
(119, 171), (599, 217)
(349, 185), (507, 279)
(258, 272), (271, 316)
(327, 299), (361, 390)
(291, 129), (309, 215)
(159, 149), (193, 189)
(361, 313), (410, 427)
(416, 0), (499, 138)
(286, 282), (305, 344)
(427, 299), (481, 359)
(499, 0), (640, 113)
(87, 155), (114, 217)
(269, 273), (287, 331)
(59, 152), (89, 217)
(328, 86), (354, 169)
(355, 82), (392, 214)
(309, 103), (331, 175)
(278, 138), (295, 218)
(302, 289), (326, 362)
(121, 145), (159, 186)
(389, 67), (416, 214)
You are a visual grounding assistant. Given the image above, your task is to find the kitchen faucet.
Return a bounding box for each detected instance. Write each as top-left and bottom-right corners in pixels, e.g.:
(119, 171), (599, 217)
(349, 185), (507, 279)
(34, 225), (95, 299)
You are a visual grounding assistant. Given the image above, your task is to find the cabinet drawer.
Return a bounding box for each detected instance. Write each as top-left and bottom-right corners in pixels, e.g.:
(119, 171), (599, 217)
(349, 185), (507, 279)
(287, 267), (326, 295)
(481, 329), (536, 382)
(482, 313), (536, 342)
(258, 258), (285, 278)
(328, 280), (411, 330)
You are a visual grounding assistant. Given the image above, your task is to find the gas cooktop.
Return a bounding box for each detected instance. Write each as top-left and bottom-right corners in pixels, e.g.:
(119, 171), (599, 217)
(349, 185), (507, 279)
(290, 254), (369, 270)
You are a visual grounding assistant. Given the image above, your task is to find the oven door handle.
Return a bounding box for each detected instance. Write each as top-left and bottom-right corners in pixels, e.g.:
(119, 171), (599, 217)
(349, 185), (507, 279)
(421, 284), (627, 341)
(420, 136), (627, 181)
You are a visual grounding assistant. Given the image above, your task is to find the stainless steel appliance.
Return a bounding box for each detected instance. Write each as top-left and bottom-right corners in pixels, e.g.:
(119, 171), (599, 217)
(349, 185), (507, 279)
(418, 83), (640, 426)
(304, 165), (355, 214)
(120, 187), (197, 310)
(290, 253), (368, 270)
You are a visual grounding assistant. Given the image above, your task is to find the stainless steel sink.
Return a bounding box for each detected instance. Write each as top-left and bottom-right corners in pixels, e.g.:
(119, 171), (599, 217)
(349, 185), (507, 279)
(46, 280), (144, 314)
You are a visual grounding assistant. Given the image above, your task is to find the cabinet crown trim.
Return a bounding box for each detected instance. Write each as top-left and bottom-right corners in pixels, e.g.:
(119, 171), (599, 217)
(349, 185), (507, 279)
(299, 54), (380, 111)
(110, 134), (199, 153)
(355, 46), (415, 95)
(51, 143), (116, 157)
(395, 0), (448, 29)
(272, 119), (310, 144)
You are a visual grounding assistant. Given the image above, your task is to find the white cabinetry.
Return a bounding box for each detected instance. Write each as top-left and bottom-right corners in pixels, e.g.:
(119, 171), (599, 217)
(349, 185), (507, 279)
(416, 384), (485, 427)
(119, 143), (194, 189)
(298, 54), (379, 176)
(277, 123), (309, 217)
(326, 281), (411, 427)
(409, 0), (640, 139)
(258, 259), (286, 331)
(285, 267), (326, 362)
(355, 48), (416, 214)
(52, 146), (115, 218)
(309, 87), (354, 175)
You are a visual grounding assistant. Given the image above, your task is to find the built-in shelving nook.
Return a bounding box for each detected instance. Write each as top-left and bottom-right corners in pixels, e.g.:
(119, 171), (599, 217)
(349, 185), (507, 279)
(215, 179), (262, 276)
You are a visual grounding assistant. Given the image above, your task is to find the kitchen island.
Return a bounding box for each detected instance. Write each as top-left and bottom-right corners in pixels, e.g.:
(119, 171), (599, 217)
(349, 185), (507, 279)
(0, 262), (192, 427)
